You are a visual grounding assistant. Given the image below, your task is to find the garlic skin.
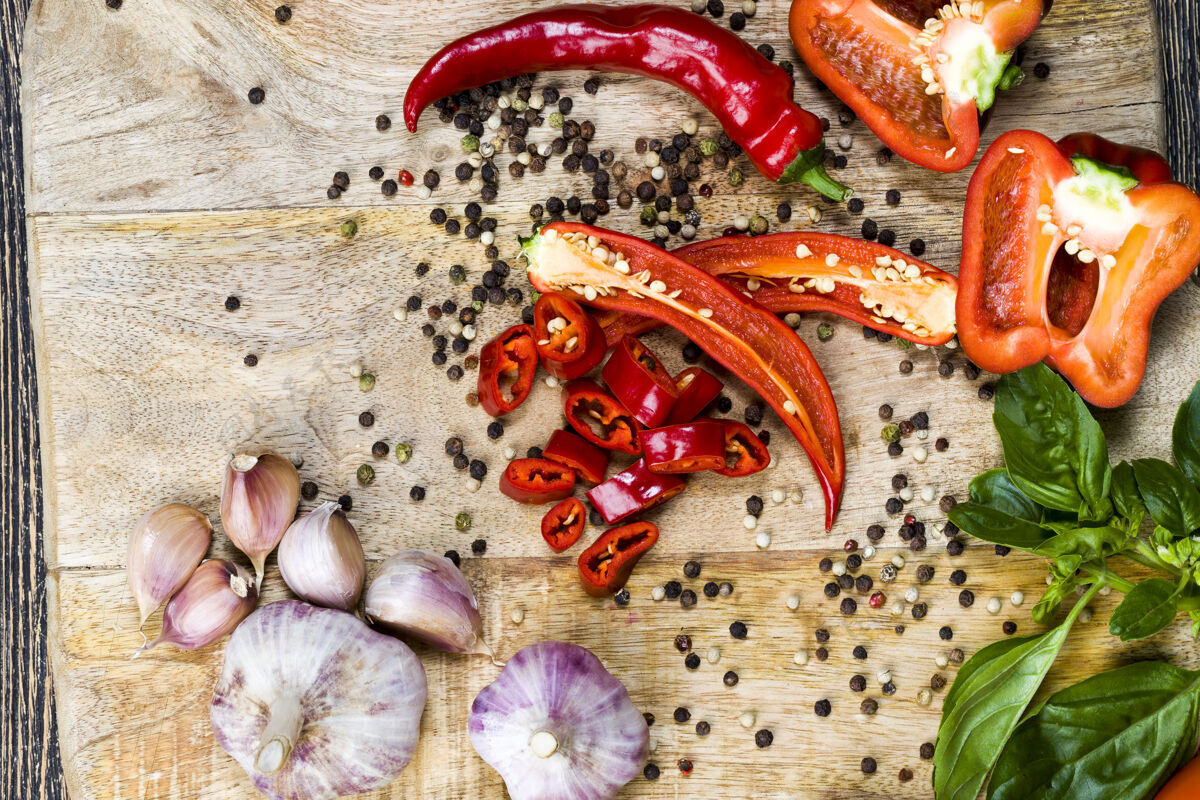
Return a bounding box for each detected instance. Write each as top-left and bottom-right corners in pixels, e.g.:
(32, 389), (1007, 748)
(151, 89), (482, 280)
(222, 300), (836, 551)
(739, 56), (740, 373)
(277, 502), (365, 611)
(220, 452), (301, 588)
(210, 600), (427, 800)
(127, 503), (212, 627)
(140, 559), (257, 653)
(469, 642), (648, 800)
(364, 550), (491, 655)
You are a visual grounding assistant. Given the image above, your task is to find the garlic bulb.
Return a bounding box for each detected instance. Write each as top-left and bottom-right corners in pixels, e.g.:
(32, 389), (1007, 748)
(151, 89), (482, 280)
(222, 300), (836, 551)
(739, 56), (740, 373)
(277, 502), (365, 611)
(364, 550), (492, 656)
(210, 600), (427, 800)
(220, 452), (301, 588)
(139, 559), (257, 654)
(469, 642), (648, 800)
(127, 503), (212, 627)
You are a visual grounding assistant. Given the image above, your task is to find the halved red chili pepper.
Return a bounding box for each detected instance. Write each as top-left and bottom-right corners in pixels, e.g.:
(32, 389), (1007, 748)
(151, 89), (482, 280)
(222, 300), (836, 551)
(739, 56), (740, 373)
(532, 291), (606, 380)
(542, 429), (609, 485)
(586, 459), (686, 525)
(562, 378), (643, 455)
(957, 130), (1200, 407)
(541, 497), (586, 552)
(404, 4), (849, 200)
(666, 367), (725, 425)
(598, 234), (958, 347)
(790, 0), (1045, 172)
(477, 324), (538, 417)
(577, 520), (659, 598)
(525, 222), (845, 530)
(639, 421), (727, 474)
(601, 336), (680, 428)
(708, 418), (771, 477)
(498, 458), (576, 505)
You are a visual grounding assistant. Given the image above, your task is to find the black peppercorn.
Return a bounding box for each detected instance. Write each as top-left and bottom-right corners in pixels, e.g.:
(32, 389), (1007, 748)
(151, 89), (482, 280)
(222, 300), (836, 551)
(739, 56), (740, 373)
(337, 494), (352, 511)
(409, 485), (426, 502)
(371, 440), (389, 458)
(423, 169), (440, 190)
(878, 229), (897, 247)
(888, 442), (904, 457)
(358, 410), (374, 428)
(838, 573), (854, 590)
(755, 729), (773, 748)
(841, 597), (858, 615)
(861, 757), (878, 775)
(938, 360), (955, 377)
(979, 382), (996, 400)
(664, 580), (682, 599)
(939, 625), (954, 640)
(1003, 620), (1018, 635)
(300, 480), (318, 500)
(814, 699), (832, 717)
(430, 208), (447, 225)
(855, 575), (873, 594)
(744, 402), (764, 426)
(452, 453), (469, 470)
(824, 582), (840, 599)
(949, 569), (967, 585)
(643, 763), (660, 780)
(683, 560), (702, 579)
(931, 673), (947, 691)
(816, 646), (829, 661)
(273, 5), (291, 22)
(1034, 62), (1051, 79)
(375, 114), (391, 132)
(885, 497), (903, 514)
(866, 524), (885, 541)
(248, 87), (265, 105)
(684, 652), (701, 670)
(469, 460), (487, 480)
(471, 539), (487, 555)
(911, 602), (928, 620)
(959, 589), (975, 608)
(860, 698), (878, 715)
(730, 621), (748, 639)
(916, 564), (935, 583)
(947, 538), (965, 557)
(850, 674), (867, 692)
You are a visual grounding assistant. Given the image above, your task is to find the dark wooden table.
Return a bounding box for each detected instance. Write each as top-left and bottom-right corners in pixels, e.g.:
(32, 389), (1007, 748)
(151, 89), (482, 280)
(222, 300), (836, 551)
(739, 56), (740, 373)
(2, 1), (1197, 797)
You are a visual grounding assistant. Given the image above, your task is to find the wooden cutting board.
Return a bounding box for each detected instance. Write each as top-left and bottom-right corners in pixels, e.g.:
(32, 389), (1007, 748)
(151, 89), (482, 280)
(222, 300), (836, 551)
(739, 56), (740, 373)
(22, 0), (1198, 798)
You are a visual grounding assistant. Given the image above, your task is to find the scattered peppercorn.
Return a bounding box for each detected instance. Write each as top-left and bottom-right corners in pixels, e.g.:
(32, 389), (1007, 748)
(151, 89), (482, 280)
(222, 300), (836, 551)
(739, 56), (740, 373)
(949, 569), (967, 586)
(684, 653), (701, 670)
(703, 581), (719, 598)
(471, 538), (487, 555)
(681, 589), (698, 608)
(665, 581), (683, 599)
(723, 670), (739, 687)
(337, 494), (352, 511)
(814, 699), (832, 717)
(862, 757), (877, 774)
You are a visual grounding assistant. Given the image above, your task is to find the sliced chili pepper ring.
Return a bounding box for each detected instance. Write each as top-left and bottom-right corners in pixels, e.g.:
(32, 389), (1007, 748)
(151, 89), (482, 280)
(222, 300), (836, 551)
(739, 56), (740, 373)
(639, 421), (727, 474)
(577, 520), (659, 597)
(586, 459), (686, 525)
(666, 367), (725, 424)
(533, 291), (607, 380)
(477, 324), (539, 417)
(709, 417), (771, 477)
(498, 458), (577, 505)
(542, 428), (610, 484)
(601, 335), (680, 428)
(541, 497), (587, 552)
(562, 378), (643, 455)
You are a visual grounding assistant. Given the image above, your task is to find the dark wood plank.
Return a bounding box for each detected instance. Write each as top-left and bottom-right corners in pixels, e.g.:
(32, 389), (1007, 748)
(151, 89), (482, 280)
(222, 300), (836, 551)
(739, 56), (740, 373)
(0, 0), (1196, 796)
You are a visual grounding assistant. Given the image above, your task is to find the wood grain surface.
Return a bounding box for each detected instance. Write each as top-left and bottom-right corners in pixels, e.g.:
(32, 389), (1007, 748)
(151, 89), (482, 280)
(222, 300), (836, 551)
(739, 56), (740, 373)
(4, 0), (1200, 798)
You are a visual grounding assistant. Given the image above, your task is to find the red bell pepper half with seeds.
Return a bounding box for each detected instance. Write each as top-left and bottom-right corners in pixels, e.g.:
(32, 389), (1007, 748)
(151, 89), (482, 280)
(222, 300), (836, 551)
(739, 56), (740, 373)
(541, 497), (586, 552)
(524, 222), (844, 529)
(498, 458), (577, 505)
(562, 378), (643, 455)
(533, 292), (606, 380)
(790, 0), (1043, 172)
(586, 459), (686, 525)
(957, 130), (1200, 407)
(477, 324), (538, 416)
(577, 520), (659, 597)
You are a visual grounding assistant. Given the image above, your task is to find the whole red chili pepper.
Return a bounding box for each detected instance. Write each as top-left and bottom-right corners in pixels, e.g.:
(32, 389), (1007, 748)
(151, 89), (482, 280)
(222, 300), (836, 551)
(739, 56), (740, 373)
(639, 421), (727, 474)
(477, 324), (539, 417)
(498, 458), (577, 505)
(577, 521), (659, 597)
(586, 459), (686, 525)
(561, 378), (643, 455)
(709, 418), (771, 477)
(533, 291), (606, 380)
(666, 367), (725, 425)
(542, 428), (609, 485)
(525, 222), (844, 530)
(404, 4), (850, 200)
(601, 336), (680, 428)
(541, 497), (586, 552)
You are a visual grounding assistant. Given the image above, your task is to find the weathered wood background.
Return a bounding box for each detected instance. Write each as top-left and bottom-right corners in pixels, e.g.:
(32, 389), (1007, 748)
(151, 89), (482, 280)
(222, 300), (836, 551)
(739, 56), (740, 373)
(4, 0), (1200, 798)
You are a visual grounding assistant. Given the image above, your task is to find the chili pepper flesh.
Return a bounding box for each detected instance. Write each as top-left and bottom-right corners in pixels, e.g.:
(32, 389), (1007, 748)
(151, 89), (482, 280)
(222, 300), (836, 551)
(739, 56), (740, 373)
(666, 367), (725, 425)
(498, 458), (577, 505)
(543, 428), (610, 484)
(709, 417), (772, 477)
(541, 497), (586, 552)
(477, 324), (538, 416)
(601, 336), (680, 428)
(533, 291), (606, 380)
(577, 521), (659, 597)
(586, 459), (686, 525)
(562, 378), (643, 455)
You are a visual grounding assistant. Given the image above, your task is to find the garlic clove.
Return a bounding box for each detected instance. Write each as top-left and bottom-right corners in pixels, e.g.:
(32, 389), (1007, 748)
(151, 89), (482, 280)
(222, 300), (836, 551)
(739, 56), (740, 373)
(137, 559), (257, 655)
(220, 452), (300, 589)
(127, 503), (212, 628)
(277, 502), (365, 611)
(364, 550), (492, 656)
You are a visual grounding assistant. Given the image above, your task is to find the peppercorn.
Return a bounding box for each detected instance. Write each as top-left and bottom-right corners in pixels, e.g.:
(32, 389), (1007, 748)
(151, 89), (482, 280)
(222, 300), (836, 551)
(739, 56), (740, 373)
(860, 757), (877, 775)
(861, 218), (880, 241)
(469, 460), (487, 480)
(964, 362), (981, 380)
(728, 167), (744, 187)
(878, 229), (897, 247)
(730, 621), (748, 639)
(911, 602), (928, 620)
(979, 382), (996, 400)
(888, 442), (904, 457)
(467, 538), (485, 555)
(938, 360), (955, 377)
(643, 763), (660, 781)
(939, 626), (954, 640)
(815, 646), (829, 661)
(916, 564), (935, 583)
(958, 589), (975, 608)
(1002, 620), (1019, 635)
(326, 186), (342, 200)
(681, 589), (698, 608)
(898, 359), (913, 375)
(920, 742), (935, 760)
(248, 86), (265, 105)
(298, 480), (318, 500)
(664, 580), (683, 599)
(840, 597), (858, 615)
(744, 402), (764, 426)
(837, 574), (853, 591)
(884, 497), (903, 515)
(680, 559), (702, 579)
(855, 575), (873, 594)
(814, 699), (832, 717)
(931, 673), (947, 691)
(949, 569), (967, 586)
(684, 653), (701, 670)
(1034, 61), (1051, 79)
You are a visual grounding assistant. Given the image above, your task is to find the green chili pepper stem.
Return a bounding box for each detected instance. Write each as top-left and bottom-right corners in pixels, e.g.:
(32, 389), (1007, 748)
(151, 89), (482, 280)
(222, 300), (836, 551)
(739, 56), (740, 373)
(778, 142), (852, 202)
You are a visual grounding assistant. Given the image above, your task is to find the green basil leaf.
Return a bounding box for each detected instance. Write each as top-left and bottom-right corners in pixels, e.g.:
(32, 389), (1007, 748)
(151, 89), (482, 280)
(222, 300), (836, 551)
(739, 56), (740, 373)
(993, 365), (1112, 519)
(1110, 460), (1146, 523)
(1174, 381), (1200, 490)
(1108, 578), (1180, 641)
(1132, 457), (1200, 536)
(1031, 562), (1083, 625)
(948, 502), (1050, 552)
(940, 634), (1041, 724)
(969, 469), (1044, 521)
(1033, 522), (1130, 560)
(933, 591), (1091, 800)
(989, 661), (1200, 800)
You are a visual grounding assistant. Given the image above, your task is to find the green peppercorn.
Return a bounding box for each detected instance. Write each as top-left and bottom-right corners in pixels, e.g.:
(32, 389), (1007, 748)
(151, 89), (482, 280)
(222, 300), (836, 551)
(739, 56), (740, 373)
(699, 138), (718, 156)
(896, 338), (915, 350)
(358, 372), (376, 392)
(511, 98), (528, 112)
(639, 206), (658, 226)
(356, 463), (375, 486)
(548, 111), (564, 128)
(455, 511), (472, 531)
(449, 264), (467, 283)
(728, 167), (744, 187)
(395, 442), (413, 463)
(881, 423), (901, 443)
(748, 215), (768, 235)
(461, 134), (479, 153)
(817, 323), (834, 342)
(529, 290), (541, 305)
(472, 300), (484, 312)
(340, 219), (358, 238)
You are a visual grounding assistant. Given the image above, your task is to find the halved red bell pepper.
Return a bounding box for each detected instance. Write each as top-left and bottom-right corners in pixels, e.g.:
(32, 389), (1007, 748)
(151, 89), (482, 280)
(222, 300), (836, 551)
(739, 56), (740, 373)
(533, 291), (607, 380)
(790, 0), (1044, 172)
(525, 222), (844, 529)
(562, 378), (643, 455)
(542, 428), (609, 485)
(601, 335), (679, 428)
(577, 520), (659, 598)
(586, 459), (686, 525)
(957, 130), (1200, 407)
(541, 497), (586, 552)
(709, 417), (772, 477)
(598, 233), (959, 346)
(666, 367), (725, 424)
(477, 324), (538, 416)
(639, 421), (727, 474)
(498, 458), (576, 504)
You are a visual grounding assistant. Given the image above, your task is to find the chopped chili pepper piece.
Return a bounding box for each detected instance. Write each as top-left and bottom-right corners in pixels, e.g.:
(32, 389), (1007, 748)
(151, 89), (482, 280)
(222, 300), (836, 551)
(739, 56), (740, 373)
(562, 378), (643, 455)
(477, 324), (538, 416)
(498, 458), (577, 505)
(586, 459), (686, 525)
(577, 520), (659, 597)
(666, 367), (725, 424)
(541, 497), (586, 552)
(525, 222), (844, 530)
(639, 421), (727, 474)
(601, 335), (680, 428)
(533, 291), (606, 380)
(542, 428), (609, 485)
(708, 417), (771, 477)
(957, 130), (1200, 407)
(405, 4), (850, 199)
(790, 0), (1044, 172)
(599, 233), (958, 346)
